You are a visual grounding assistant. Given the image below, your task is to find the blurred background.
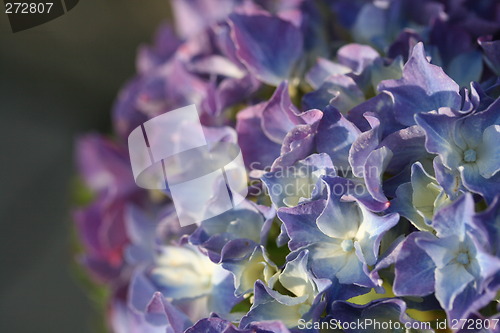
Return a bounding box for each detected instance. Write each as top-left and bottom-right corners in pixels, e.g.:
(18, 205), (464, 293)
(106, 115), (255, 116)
(0, 1), (171, 332)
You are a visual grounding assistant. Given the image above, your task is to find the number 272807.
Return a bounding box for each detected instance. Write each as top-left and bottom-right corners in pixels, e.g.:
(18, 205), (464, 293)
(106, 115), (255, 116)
(5, 2), (54, 14)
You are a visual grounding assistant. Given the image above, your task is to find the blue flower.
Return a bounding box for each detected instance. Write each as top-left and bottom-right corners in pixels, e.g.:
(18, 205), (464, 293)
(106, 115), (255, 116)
(278, 177), (399, 287)
(391, 161), (453, 232)
(416, 194), (500, 320)
(189, 199), (275, 263)
(415, 100), (500, 203)
(240, 250), (330, 330)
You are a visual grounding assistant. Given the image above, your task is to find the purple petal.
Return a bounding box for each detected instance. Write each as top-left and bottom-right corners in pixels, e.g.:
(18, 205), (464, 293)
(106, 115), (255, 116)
(230, 12), (303, 85)
(394, 232), (436, 296)
(479, 37), (500, 76)
(136, 24), (181, 74)
(316, 106), (360, 170)
(171, 0), (242, 38)
(349, 115), (381, 178)
(272, 111), (323, 169)
(278, 200), (331, 251)
(236, 102), (282, 169)
(337, 43), (379, 74)
(145, 292), (191, 331)
(76, 134), (137, 196)
(261, 82), (302, 143)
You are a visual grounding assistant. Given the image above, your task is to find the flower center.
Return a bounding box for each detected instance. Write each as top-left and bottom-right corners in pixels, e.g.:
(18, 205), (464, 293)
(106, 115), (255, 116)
(456, 252), (469, 265)
(341, 239), (354, 252)
(463, 149), (477, 163)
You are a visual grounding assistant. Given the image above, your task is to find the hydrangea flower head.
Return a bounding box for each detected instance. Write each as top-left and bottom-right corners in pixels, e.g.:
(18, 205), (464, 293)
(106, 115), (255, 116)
(73, 1), (500, 332)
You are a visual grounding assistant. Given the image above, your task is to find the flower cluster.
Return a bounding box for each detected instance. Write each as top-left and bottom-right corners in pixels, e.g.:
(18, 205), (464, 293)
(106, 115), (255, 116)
(75, 0), (500, 332)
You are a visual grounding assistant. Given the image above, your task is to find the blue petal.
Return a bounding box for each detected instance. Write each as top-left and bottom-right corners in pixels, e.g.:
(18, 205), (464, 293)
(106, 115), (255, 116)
(447, 51), (483, 88)
(414, 112), (462, 171)
(435, 262), (474, 311)
(477, 125), (500, 179)
(363, 146), (393, 203)
(379, 43), (461, 126)
(303, 75), (364, 113)
(129, 270), (158, 312)
(236, 102), (282, 169)
(306, 58), (351, 89)
(431, 193), (474, 240)
(433, 156), (462, 200)
(336, 244), (375, 286)
(416, 235), (459, 269)
(355, 205), (399, 266)
(317, 178), (361, 239)
(349, 116), (382, 178)
(460, 164), (500, 204)
(240, 281), (308, 328)
(391, 182), (428, 231)
(474, 196), (500, 256)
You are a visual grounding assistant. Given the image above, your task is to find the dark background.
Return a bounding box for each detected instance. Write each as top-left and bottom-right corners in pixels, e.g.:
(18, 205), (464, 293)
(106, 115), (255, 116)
(0, 1), (170, 331)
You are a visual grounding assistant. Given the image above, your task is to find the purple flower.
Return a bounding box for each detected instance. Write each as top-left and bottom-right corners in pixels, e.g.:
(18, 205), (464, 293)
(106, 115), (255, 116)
(74, 197), (128, 282)
(136, 23), (181, 74)
(76, 134), (139, 198)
